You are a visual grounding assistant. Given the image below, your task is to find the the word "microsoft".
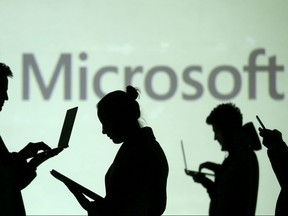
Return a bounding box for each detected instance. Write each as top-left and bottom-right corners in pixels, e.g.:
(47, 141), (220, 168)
(22, 48), (285, 101)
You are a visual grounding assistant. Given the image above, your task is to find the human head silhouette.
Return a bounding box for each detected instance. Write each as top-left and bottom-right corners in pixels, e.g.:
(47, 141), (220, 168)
(0, 63), (13, 112)
(97, 86), (141, 144)
(206, 103), (243, 151)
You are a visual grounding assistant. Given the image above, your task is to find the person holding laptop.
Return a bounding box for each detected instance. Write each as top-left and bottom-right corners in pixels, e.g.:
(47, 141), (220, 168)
(0, 62), (62, 216)
(64, 86), (169, 216)
(190, 103), (260, 216)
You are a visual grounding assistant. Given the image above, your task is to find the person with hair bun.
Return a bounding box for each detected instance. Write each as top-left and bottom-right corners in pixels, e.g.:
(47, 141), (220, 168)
(66, 86), (169, 216)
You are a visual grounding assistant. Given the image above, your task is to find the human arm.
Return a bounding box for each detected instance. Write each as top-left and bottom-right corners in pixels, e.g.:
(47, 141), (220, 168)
(65, 182), (102, 211)
(51, 169), (104, 214)
(185, 162), (218, 198)
(185, 170), (214, 194)
(199, 161), (221, 173)
(12, 142), (62, 189)
(185, 161), (219, 182)
(65, 181), (106, 216)
(18, 142), (63, 169)
(191, 162), (219, 198)
(28, 148), (63, 169)
(259, 128), (288, 187)
(18, 142), (51, 159)
(258, 128), (284, 149)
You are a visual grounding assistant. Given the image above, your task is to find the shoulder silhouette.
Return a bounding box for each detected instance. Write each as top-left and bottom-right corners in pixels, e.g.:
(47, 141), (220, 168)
(187, 103), (260, 216)
(65, 86), (169, 216)
(259, 127), (288, 216)
(0, 62), (59, 215)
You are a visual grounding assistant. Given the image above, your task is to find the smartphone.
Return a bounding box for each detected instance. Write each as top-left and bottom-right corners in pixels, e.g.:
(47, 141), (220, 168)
(256, 115), (266, 129)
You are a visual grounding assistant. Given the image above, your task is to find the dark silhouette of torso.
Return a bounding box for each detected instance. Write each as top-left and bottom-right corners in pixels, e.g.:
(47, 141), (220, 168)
(101, 127), (168, 216)
(0, 136), (36, 216)
(209, 143), (259, 216)
(266, 140), (288, 216)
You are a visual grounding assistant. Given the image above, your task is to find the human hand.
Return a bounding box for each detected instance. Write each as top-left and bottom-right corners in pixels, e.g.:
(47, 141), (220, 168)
(18, 142), (51, 160)
(192, 171), (207, 184)
(199, 162), (220, 173)
(258, 128), (283, 148)
(185, 169), (197, 177)
(65, 181), (81, 196)
(28, 148), (63, 168)
(65, 182), (92, 211)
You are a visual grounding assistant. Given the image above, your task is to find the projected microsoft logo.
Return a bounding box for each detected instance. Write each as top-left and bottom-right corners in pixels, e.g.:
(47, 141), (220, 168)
(22, 48), (284, 101)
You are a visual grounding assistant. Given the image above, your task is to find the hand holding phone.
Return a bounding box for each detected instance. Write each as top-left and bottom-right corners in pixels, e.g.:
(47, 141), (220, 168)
(255, 115), (284, 148)
(256, 115), (266, 129)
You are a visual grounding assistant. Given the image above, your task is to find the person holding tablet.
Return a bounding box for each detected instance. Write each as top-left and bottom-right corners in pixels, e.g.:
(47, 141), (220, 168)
(65, 86), (169, 216)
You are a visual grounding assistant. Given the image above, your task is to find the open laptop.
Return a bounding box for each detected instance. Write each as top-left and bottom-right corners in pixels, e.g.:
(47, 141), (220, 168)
(181, 140), (188, 171)
(37, 106), (78, 156)
(181, 140), (214, 177)
(56, 106), (78, 149)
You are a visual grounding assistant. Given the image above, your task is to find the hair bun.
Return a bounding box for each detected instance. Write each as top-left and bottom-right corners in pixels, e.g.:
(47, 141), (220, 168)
(126, 86), (139, 100)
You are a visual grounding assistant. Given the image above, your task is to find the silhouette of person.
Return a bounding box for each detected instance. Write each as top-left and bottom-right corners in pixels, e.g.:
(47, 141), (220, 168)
(0, 63), (62, 216)
(65, 86), (169, 216)
(187, 103), (260, 216)
(258, 127), (288, 216)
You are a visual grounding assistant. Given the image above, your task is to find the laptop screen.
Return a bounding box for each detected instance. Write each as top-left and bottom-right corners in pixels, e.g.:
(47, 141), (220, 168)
(57, 107), (78, 148)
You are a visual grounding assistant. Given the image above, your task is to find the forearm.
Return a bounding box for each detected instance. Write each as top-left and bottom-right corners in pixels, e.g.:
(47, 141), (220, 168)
(10, 152), (37, 189)
(194, 174), (215, 196)
(66, 183), (104, 213)
(267, 143), (288, 187)
(203, 179), (215, 198)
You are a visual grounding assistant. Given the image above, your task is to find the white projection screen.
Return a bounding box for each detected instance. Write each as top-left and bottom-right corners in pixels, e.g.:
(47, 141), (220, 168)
(1, 0), (288, 215)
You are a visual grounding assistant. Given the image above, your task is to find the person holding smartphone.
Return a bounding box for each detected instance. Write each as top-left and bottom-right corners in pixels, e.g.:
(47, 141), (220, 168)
(258, 123), (288, 216)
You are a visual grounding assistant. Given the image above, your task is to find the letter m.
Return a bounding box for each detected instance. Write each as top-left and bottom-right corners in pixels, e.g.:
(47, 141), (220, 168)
(23, 54), (72, 100)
